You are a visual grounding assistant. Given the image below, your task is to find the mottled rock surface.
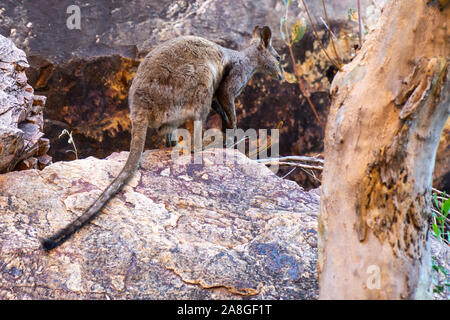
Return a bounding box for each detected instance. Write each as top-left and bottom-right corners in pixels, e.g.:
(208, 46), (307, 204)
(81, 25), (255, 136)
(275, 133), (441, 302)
(0, 148), (319, 299)
(0, 34), (50, 173)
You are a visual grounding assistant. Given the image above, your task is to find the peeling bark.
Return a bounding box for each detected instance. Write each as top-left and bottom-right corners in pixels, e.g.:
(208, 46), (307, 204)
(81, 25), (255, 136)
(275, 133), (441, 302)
(318, 0), (449, 299)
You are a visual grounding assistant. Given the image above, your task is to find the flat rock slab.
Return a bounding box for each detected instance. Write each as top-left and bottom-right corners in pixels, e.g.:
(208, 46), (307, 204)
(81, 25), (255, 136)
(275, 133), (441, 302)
(0, 148), (319, 299)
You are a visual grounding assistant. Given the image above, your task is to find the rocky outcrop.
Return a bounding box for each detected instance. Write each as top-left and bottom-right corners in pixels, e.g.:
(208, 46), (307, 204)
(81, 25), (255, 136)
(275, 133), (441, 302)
(0, 0), (376, 190)
(0, 0), (446, 189)
(0, 148), (319, 299)
(0, 34), (50, 173)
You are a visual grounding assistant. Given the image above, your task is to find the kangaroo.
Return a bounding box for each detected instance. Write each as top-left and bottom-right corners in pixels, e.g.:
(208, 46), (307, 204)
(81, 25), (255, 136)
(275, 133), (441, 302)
(41, 25), (284, 250)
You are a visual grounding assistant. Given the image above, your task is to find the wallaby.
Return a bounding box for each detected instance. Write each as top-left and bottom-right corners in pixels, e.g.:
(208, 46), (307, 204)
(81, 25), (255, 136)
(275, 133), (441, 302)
(41, 25), (284, 250)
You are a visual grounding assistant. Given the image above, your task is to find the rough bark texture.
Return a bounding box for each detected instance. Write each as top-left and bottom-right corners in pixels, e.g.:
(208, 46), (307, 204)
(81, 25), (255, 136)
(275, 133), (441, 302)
(0, 148), (319, 299)
(319, 0), (449, 299)
(0, 34), (50, 172)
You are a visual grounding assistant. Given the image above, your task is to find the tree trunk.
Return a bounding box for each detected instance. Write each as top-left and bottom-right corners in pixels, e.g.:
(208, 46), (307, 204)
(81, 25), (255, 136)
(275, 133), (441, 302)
(318, 0), (449, 299)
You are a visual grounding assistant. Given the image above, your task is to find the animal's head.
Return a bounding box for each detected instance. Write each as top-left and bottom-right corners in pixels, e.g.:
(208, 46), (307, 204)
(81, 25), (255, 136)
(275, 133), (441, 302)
(250, 25), (284, 81)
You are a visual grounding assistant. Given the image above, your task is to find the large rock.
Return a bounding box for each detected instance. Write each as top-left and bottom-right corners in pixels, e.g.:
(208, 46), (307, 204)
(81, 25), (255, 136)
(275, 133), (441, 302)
(0, 34), (50, 172)
(0, 148), (319, 299)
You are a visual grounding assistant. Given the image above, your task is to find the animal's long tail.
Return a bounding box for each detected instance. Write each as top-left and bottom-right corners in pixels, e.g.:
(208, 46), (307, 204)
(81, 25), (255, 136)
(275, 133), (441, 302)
(40, 118), (148, 250)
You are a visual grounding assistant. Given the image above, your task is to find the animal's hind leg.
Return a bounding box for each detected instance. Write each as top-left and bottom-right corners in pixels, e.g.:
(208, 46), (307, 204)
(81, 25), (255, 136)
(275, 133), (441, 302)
(158, 124), (178, 148)
(211, 99), (230, 132)
(193, 91), (217, 151)
(183, 119), (203, 153)
(165, 132), (177, 147)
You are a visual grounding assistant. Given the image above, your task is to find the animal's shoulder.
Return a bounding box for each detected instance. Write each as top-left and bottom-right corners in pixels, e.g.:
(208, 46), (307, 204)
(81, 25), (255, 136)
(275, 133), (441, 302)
(145, 36), (222, 63)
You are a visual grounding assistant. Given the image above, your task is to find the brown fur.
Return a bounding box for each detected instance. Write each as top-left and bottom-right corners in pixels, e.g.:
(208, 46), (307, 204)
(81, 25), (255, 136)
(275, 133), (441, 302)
(41, 26), (284, 250)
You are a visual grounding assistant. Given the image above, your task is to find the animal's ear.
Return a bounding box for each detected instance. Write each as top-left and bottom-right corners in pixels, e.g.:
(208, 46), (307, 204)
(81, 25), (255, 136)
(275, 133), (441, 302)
(260, 26), (272, 48)
(252, 25), (261, 40)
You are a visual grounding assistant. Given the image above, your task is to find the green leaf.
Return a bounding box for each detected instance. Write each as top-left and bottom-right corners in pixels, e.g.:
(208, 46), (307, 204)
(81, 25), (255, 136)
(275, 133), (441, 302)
(439, 265), (448, 276)
(433, 285), (444, 293)
(280, 17), (286, 41)
(291, 18), (306, 44)
(432, 222), (441, 238)
(433, 193), (439, 208)
(442, 198), (450, 215)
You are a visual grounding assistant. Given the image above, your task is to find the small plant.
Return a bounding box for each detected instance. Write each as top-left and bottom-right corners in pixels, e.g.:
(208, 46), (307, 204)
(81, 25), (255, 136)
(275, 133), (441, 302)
(279, 0), (325, 132)
(348, 3), (368, 49)
(430, 188), (449, 297)
(280, 0), (353, 133)
(432, 188), (450, 245)
(432, 256), (449, 295)
(298, 0), (343, 70)
(59, 129), (79, 159)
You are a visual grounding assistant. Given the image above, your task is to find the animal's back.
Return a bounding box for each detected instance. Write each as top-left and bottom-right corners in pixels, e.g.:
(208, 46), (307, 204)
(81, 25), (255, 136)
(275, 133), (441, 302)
(130, 36), (227, 128)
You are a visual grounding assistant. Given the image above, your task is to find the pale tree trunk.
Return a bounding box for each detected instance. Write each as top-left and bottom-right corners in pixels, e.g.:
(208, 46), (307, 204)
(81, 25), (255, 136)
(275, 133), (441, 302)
(318, 0), (449, 299)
